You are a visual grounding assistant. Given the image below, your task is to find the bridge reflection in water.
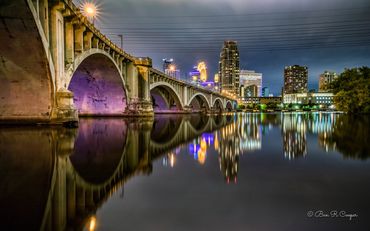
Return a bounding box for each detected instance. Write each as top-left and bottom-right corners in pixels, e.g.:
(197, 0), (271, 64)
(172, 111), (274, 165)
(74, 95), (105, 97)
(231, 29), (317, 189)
(0, 114), (233, 231)
(0, 113), (369, 230)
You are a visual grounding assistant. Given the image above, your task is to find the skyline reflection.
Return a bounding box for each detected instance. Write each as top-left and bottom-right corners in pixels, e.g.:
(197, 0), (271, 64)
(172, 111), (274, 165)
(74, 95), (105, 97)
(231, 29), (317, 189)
(0, 113), (369, 230)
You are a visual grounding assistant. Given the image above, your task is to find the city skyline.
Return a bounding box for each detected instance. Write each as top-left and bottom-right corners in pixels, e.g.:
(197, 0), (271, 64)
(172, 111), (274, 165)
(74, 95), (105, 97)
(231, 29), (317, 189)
(87, 0), (370, 95)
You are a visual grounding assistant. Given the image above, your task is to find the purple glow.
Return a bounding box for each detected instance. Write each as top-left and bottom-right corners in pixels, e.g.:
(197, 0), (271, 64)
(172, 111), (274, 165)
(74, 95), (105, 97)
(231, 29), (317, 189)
(68, 54), (127, 116)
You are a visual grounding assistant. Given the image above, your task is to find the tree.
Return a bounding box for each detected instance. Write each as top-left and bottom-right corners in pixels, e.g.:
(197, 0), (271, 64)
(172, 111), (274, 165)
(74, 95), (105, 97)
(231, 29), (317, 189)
(331, 67), (370, 113)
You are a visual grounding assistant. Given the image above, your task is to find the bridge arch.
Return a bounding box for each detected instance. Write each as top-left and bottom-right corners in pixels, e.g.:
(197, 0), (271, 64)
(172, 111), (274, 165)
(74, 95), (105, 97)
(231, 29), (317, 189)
(69, 119), (129, 185)
(188, 93), (211, 113)
(212, 97), (224, 113)
(150, 82), (184, 112)
(225, 100), (233, 112)
(66, 49), (128, 116)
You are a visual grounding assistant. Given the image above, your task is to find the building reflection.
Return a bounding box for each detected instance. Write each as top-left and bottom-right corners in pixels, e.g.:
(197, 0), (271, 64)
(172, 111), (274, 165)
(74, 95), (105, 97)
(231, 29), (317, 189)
(0, 113), (368, 230)
(0, 115), (233, 230)
(281, 113), (307, 159)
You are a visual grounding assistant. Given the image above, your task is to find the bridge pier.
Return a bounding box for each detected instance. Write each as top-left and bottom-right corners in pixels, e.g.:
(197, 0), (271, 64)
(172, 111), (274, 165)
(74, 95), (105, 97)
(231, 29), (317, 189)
(50, 88), (79, 126)
(125, 58), (154, 116)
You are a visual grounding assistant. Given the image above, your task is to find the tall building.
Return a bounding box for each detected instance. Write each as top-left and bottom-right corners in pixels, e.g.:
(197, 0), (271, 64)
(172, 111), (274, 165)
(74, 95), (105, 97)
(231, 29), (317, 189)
(262, 87), (270, 97)
(163, 58), (180, 78)
(162, 58), (173, 72)
(189, 67), (201, 86)
(219, 41), (240, 97)
(319, 71), (337, 92)
(197, 61), (208, 82)
(239, 70), (262, 98)
(284, 65), (308, 94)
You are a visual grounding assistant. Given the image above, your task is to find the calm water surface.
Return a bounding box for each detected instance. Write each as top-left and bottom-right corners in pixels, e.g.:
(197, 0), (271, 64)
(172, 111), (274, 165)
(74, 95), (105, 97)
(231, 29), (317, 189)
(0, 112), (369, 231)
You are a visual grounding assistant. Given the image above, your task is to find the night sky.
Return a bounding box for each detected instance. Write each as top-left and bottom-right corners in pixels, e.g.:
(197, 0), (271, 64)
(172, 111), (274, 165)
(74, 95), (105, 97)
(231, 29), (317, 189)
(76, 0), (370, 95)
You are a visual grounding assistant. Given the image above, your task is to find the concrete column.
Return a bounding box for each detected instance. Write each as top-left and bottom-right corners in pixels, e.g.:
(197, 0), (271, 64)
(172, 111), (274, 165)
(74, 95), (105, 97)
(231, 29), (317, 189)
(137, 66), (150, 101)
(126, 61), (137, 100)
(121, 59), (127, 81)
(38, 0), (49, 41)
(50, 3), (65, 90)
(83, 31), (93, 50)
(74, 25), (86, 53)
(92, 37), (99, 48)
(64, 21), (74, 64)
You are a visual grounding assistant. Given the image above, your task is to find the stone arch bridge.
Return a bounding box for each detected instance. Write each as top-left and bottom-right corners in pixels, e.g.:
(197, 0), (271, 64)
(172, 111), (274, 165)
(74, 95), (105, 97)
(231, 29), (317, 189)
(0, 0), (236, 125)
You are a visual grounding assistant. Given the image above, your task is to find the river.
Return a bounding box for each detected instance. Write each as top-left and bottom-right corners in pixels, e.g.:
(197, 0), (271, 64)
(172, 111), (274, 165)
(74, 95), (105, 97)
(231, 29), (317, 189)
(0, 112), (369, 231)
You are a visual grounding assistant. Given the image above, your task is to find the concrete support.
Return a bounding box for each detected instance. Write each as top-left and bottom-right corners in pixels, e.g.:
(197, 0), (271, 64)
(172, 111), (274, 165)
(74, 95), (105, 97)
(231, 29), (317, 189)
(125, 58), (153, 116)
(83, 32), (93, 50)
(92, 37), (99, 49)
(50, 4), (65, 90)
(50, 88), (78, 126)
(38, 0), (49, 42)
(64, 21), (74, 64)
(74, 25), (86, 53)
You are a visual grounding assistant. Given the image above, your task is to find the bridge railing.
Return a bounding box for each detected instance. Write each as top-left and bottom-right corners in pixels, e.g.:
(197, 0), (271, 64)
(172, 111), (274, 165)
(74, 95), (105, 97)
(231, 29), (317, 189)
(63, 0), (135, 61)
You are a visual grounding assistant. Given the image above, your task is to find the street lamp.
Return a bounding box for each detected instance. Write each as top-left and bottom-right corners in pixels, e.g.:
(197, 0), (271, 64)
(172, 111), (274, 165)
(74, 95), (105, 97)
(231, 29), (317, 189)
(82, 2), (98, 25)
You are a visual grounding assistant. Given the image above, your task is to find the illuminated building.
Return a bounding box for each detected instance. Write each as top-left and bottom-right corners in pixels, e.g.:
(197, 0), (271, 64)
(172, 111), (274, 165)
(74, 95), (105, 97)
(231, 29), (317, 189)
(319, 71), (337, 92)
(239, 70), (262, 98)
(240, 84), (258, 98)
(284, 65), (308, 94)
(200, 81), (216, 91)
(242, 96), (282, 105)
(281, 114), (307, 159)
(197, 61), (208, 82)
(214, 73), (220, 92)
(189, 66), (201, 86)
(165, 64), (180, 79)
(262, 87), (270, 97)
(162, 59), (180, 78)
(283, 92), (334, 106)
(162, 58), (173, 71)
(219, 41), (240, 97)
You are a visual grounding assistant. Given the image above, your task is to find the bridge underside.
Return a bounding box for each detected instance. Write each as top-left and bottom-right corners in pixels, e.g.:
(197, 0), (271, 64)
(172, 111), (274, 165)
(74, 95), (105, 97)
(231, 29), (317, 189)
(68, 54), (127, 116)
(70, 119), (128, 184)
(189, 95), (211, 113)
(0, 1), (52, 122)
(150, 86), (183, 113)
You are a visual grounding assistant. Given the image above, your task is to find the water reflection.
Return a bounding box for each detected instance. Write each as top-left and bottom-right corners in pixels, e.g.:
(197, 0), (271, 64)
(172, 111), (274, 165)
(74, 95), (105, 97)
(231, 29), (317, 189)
(0, 113), (369, 230)
(325, 115), (370, 160)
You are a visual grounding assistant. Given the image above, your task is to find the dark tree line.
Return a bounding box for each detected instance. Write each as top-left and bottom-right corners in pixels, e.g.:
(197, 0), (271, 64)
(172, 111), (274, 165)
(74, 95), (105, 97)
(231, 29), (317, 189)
(331, 67), (370, 113)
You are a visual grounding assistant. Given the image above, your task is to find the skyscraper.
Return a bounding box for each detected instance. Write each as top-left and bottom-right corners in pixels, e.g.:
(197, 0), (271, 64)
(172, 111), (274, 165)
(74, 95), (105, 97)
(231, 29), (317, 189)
(163, 58), (180, 78)
(162, 58), (173, 72)
(284, 65), (308, 94)
(197, 61), (208, 82)
(239, 70), (262, 97)
(319, 71), (337, 92)
(219, 41), (240, 97)
(262, 87), (270, 97)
